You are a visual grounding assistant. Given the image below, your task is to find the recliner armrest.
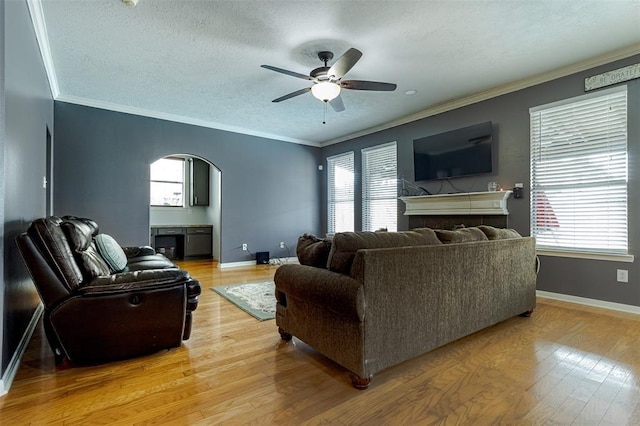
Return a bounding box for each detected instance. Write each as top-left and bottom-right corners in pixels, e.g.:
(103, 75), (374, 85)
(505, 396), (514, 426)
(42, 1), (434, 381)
(122, 245), (156, 258)
(80, 269), (199, 295)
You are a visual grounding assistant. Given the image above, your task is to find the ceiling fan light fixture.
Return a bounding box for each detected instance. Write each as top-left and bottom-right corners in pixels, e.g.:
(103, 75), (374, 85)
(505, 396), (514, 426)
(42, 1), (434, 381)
(311, 82), (341, 102)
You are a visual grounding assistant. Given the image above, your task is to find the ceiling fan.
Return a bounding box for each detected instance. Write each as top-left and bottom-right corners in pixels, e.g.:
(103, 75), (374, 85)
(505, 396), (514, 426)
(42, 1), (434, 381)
(260, 48), (397, 112)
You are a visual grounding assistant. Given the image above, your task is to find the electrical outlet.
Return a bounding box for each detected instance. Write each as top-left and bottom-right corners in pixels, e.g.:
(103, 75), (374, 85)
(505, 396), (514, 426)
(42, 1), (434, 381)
(514, 182), (523, 199)
(617, 269), (628, 283)
(242, 243), (247, 251)
(280, 242), (285, 249)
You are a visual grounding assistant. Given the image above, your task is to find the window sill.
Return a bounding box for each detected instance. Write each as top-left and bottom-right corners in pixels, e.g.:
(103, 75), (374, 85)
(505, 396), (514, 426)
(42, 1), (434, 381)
(536, 249), (634, 263)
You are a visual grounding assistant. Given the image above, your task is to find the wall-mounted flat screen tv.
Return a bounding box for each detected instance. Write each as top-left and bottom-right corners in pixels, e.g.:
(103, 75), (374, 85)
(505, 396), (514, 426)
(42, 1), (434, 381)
(413, 121), (494, 181)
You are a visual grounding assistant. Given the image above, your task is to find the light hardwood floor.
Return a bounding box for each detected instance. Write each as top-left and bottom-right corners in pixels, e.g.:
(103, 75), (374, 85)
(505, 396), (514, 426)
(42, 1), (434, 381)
(1, 259), (640, 425)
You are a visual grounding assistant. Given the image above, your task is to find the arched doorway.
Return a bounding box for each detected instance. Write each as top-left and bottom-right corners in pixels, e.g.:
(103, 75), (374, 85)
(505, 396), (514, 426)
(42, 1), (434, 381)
(148, 154), (222, 262)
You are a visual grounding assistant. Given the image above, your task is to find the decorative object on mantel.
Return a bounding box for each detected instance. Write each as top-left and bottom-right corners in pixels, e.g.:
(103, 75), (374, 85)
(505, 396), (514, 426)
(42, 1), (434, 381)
(400, 191), (513, 216)
(398, 177), (431, 196)
(585, 62), (639, 92)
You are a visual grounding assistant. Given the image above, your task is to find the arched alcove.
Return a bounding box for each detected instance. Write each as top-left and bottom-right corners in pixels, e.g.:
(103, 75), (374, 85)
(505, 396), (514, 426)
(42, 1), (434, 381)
(148, 154), (222, 262)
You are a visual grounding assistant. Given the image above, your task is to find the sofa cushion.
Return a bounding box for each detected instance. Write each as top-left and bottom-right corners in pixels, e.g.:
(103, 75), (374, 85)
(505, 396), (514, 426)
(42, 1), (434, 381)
(296, 234), (332, 268)
(435, 227), (488, 244)
(327, 231), (441, 274)
(61, 218), (112, 283)
(477, 225), (522, 240)
(95, 234), (128, 273)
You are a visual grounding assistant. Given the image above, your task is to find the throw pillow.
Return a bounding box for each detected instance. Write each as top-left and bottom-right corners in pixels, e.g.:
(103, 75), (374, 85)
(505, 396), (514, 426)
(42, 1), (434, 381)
(435, 227), (489, 244)
(94, 234), (128, 272)
(478, 225), (522, 240)
(411, 227), (444, 245)
(296, 234), (332, 268)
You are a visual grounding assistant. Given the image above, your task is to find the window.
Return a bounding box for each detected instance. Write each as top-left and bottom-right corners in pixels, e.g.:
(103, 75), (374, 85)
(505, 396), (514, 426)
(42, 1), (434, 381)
(530, 86), (628, 257)
(150, 157), (185, 207)
(327, 152), (354, 233)
(362, 142), (398, 232)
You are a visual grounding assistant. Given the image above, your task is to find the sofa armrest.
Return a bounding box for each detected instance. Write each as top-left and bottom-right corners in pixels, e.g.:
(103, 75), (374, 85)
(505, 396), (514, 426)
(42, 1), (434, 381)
(274, 264), (364, 321)
(122, 245), (156, 258)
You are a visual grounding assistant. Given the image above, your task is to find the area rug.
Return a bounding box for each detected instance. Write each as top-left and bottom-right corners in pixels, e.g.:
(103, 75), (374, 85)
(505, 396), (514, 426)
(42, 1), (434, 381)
(212, 281), (276, 321)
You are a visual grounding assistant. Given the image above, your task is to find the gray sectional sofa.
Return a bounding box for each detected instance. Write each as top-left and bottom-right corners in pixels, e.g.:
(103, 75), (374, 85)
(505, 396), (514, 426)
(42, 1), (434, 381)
(274, 226), (537, 389)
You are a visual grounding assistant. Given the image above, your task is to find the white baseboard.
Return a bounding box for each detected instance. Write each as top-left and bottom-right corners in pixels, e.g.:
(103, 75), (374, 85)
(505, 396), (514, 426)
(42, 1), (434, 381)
(269, 257), (299, 266)
(219, 260), (258, 269)
(219, 257), (298, 269)
(0, 303), (44, 396)
(537, 290), (640, 316)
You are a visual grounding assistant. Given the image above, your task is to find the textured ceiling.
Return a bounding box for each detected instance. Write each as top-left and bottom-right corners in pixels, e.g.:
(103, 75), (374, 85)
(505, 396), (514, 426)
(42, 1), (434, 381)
(35, 0), (640, 146)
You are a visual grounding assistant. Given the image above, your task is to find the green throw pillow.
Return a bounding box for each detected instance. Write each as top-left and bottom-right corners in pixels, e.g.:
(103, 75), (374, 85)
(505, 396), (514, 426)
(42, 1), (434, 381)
(95, 234), (128, 272)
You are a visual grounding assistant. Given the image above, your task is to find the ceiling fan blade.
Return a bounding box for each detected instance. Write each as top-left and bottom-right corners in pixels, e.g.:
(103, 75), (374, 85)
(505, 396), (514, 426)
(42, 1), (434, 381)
(327, 48), (362, 80)
(341, 80), (397, 91)
(329, 95), (345, 112)
(272, 87), (311, 102)
(261, 65), (312, 80)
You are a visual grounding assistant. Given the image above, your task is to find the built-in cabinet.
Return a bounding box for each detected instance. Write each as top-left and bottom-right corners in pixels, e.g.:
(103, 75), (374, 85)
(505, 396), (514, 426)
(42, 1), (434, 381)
(185, 227), (213, 257)
(150, 225), (213, 260)
(190, 158), (210, 206)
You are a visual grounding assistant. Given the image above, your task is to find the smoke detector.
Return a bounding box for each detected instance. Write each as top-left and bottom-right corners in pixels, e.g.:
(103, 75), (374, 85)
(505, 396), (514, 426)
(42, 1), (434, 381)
(121, 0), (139, 6)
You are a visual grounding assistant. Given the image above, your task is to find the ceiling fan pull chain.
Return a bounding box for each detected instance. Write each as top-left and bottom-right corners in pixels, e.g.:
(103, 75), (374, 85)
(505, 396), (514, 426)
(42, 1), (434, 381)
(323, 101), (327, 124)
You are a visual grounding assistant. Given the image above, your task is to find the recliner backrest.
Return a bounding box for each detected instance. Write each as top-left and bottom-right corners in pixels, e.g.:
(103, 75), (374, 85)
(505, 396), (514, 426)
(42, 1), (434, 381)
(60, 218), (111, 283)
(62, 215), (100, 236)
(26, 217), (84, 292)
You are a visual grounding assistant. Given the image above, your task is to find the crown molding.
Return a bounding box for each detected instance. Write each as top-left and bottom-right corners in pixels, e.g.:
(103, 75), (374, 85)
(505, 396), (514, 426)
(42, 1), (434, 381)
(55, 95), (320, 147)
(27, 0), (318, 147)
(320, 44), (640, 147)
(26, 0), (59, 98)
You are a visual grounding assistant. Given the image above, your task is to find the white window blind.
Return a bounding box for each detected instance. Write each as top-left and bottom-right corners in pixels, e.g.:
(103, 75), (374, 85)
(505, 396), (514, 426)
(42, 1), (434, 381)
(327, 152), (354, 233)
(530, 86), (628, 255)
(362, 141), (398, 232)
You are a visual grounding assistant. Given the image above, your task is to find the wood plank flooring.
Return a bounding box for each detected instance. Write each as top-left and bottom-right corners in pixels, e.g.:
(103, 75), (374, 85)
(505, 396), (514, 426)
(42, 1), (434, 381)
(2, 259), (640, 424)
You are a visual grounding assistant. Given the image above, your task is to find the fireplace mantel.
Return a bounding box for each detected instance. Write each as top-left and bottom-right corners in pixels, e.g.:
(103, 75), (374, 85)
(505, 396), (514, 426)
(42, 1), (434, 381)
(400, 191), (513, 216)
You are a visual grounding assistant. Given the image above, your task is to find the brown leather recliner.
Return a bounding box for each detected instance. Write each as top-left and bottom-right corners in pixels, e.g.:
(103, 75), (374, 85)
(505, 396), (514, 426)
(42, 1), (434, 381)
(16, 216), (201, 364)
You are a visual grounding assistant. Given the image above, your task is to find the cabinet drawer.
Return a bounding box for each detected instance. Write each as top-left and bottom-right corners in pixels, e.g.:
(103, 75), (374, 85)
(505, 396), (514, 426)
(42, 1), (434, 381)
(187, 227), (212, 234)
(156, 227), (184, 235)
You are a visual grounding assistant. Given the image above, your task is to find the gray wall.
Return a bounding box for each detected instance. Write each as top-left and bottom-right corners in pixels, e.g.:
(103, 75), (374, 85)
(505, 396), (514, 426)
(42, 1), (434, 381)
(2, 0), (53, 374)
(53, 103), (321, 264)
(321, 54), (640, 307)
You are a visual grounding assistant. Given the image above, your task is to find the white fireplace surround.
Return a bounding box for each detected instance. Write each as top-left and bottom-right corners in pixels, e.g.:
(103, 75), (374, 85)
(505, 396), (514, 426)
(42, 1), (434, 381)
(400, 191), (513, 216)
